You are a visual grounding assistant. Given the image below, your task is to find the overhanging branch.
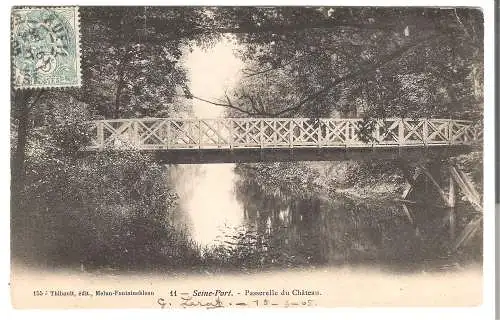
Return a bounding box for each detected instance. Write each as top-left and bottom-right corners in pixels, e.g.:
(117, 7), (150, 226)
(182, 33), (445, 118)
(272, 33), (444, 117)
(185, 92), (262, 116)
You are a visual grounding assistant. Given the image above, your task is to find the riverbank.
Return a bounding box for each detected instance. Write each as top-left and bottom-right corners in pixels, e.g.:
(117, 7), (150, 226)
(235, 151), (483, 204)
(234, 161), (405, 203)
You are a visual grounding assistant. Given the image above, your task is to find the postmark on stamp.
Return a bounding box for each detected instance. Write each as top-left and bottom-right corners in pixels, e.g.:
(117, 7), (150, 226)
(11, 7), (81, 89)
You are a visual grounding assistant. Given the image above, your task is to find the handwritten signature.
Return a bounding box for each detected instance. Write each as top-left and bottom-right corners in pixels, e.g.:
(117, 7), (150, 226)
(158, 296), (223, 309)
(157, 296), (315, 309)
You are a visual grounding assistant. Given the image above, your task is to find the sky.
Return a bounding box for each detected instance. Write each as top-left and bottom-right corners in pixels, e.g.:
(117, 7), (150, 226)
(183, 38), (244, 118)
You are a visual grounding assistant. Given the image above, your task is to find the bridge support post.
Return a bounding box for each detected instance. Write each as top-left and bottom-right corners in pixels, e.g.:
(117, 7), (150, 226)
(401, 167), (422, 200)
(448, 168), (456, 208)
(417, 163), (482, 251)
(453, 215), (482, 252)
(401, 162), (482, 252)
(449, 166), (482, 211)
(401, 203), (420, 237)
(449, 165), (483, 251)
(413, 163), (482, 210)
(131, 121), (139, 148)
(446, 207), (456, 241)
(97, 122), (104, 151)
(417, 164), (455, 207)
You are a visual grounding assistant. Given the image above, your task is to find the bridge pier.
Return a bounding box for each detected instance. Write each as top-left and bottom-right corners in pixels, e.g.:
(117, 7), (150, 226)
(400, 160), (482, 251)
(413, 164), (482, 211)
(446, 207), (456, 242)
(401, 203), (421, 238)
(399, 160), (480, 209)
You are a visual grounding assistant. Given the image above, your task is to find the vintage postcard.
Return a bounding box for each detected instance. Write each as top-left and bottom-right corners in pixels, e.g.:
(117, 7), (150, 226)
(8, 4), (494, 316)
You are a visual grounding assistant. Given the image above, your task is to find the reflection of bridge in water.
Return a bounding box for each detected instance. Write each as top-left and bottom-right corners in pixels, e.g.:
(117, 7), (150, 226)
(85, 118), (482, 163)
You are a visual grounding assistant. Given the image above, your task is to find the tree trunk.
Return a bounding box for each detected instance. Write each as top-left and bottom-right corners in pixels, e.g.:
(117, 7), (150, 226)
(114, 71), (125, 118)
(12, 90), (45, 208)
(113, 52), (130, 118)
(12, 91), (31, 202)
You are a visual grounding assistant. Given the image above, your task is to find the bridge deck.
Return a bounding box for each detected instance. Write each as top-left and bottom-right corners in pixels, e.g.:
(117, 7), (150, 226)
(148, 145), (475, 164)
(84, 118), (482, 163)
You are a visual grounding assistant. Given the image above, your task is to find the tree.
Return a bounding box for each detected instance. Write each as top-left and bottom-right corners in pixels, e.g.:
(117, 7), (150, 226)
(79, 7), (204, 118)
(11, 7), (218, 268)
(189, 7), (483, 120)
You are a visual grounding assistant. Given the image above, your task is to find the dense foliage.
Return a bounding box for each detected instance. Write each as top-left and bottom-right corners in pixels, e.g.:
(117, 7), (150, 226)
(212, 7), (483, 120)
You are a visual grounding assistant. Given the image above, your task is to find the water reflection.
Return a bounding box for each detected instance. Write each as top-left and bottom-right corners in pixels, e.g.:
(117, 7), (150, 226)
(170, 164), (244, 246)
(170, 163), (481, 272)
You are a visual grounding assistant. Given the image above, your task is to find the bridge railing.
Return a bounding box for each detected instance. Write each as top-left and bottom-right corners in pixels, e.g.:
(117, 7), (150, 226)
(84, 118), (482, 151)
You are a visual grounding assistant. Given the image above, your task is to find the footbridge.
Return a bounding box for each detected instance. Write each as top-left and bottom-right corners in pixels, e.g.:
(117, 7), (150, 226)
(84, 118), (482, 163)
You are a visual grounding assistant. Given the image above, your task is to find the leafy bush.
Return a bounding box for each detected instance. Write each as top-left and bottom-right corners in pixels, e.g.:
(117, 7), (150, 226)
(12, 95), (200, 270)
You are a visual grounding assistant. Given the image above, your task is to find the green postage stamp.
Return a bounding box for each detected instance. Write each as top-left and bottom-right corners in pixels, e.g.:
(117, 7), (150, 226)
(11, 7), (81, 89)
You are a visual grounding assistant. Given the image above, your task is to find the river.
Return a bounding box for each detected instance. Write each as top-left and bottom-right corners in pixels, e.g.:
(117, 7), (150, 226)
(168, 162), (482, 273)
